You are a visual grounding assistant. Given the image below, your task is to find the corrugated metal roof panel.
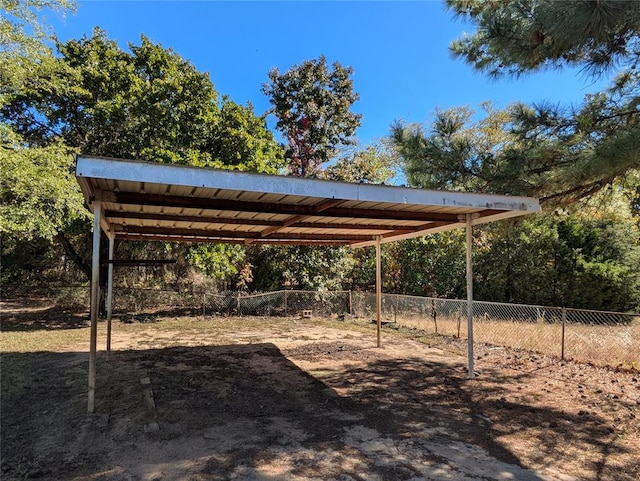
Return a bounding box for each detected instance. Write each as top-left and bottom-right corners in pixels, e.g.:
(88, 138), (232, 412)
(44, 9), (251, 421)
(76, 155), (541, 246)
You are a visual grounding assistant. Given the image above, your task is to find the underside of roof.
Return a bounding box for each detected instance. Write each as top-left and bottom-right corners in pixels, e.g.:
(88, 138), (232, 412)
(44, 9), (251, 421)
(75, 156), (541, 247)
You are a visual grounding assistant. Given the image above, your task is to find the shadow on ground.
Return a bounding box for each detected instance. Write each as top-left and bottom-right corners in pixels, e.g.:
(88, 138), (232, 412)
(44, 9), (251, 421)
(1, 340), (636, 481)
(0, 303), (89, 331)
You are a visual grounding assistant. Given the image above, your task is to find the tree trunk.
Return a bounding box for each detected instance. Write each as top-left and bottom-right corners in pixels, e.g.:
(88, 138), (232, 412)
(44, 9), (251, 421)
(55, 233), (91, 281)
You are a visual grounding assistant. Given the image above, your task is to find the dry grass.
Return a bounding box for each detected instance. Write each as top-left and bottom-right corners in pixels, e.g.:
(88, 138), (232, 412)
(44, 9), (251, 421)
(389, 315), (640, 369)
(0, 313), (370, 354)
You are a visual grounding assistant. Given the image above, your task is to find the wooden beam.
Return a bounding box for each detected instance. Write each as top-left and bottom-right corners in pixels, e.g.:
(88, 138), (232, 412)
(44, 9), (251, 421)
(112, 191), (462, 222)
(120, 225), (376, 242)
(105, 210), (447, 232)
(257, 214), (309, 239)
(254, 199), (352, 241)
(104, 210), (282, 227)
(117, 233), (352, 246)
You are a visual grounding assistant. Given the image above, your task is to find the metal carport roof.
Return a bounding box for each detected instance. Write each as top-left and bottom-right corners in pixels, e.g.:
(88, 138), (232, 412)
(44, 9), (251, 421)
(76, 156), (540, 247)
(76, 155), (541, 413)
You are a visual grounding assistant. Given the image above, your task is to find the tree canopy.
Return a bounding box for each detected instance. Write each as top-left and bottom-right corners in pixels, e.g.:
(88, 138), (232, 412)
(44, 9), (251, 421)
(394, 0), (640, 205)
(262, 55), (361, 177)
(2, 28), (285, 171)
(447, 0), (640, 78)
(0, 0), (75, 58)
(1, 22), (285, 285)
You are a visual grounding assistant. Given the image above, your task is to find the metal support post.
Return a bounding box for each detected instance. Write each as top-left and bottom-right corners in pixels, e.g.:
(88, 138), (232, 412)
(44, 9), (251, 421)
(561, 308), (567, 360)
(465, 214), (475, 379)
(106, 230), (115, 359)
(376, 235), (382, 348)
(88, 199), (102, 413)
(284, 290), (288, 315)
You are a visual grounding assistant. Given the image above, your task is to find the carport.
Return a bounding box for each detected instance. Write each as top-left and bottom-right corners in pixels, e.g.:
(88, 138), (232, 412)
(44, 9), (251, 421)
(76, 155), (541, 413)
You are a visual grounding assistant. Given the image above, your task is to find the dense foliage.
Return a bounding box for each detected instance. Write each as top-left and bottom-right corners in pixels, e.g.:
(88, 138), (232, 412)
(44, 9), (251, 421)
(262, 56), (361, 177)
(386, 0), (640, 311)
(1, 18), (284, 288)
(2, 0), (638, 313)
(2, 29), (284, 171)
(394, 1), (640, 204)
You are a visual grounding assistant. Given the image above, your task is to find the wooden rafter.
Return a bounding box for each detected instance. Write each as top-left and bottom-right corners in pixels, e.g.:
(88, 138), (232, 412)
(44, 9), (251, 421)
(107, 191), (464, 222)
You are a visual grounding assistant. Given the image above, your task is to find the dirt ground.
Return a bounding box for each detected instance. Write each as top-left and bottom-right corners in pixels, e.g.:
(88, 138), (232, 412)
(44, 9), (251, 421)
(1, 300), (639, 481)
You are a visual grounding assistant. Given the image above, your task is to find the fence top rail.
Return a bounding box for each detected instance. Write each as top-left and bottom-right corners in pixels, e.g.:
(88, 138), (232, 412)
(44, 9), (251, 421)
(117, 287), (638, 318)
(204, 289), (354, 299)
(460, 297), (639, 317)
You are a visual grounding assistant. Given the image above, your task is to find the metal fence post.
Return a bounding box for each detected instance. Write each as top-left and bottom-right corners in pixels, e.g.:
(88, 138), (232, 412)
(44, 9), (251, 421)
(431, 298), (438, 334)
(202, 293), (206, 317)
(284, 290), (288, 316)
(561, 307), (566, 360)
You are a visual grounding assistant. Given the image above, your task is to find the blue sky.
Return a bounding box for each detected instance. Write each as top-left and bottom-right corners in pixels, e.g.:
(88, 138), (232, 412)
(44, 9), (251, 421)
(49, 0), (609, 145)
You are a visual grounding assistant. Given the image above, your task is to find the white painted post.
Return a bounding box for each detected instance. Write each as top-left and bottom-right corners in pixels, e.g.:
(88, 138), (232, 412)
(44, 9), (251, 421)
(561, 308), (567, 360)
(376, 235), (382, 348)
(106, 230), (115, 359)
(88, 199), (102, 413)
(466, 214), (475, 379)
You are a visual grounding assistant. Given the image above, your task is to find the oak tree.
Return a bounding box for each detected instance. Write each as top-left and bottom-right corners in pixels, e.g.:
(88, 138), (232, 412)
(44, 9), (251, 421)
(262, 56), (361, 177)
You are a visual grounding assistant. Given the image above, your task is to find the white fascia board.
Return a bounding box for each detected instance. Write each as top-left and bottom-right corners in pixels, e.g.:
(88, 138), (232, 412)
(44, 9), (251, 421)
(76, 156), (541, 214)
(352, 222), (466, 248)
(351, 209), (538, 248)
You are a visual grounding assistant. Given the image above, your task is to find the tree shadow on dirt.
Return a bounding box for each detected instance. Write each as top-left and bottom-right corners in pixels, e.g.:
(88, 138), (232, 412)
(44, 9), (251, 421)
(0, 305), (90, 331)
(308, 352), (635, 480)
(1, 341), (637, 481)
(0, 303), (202, 331)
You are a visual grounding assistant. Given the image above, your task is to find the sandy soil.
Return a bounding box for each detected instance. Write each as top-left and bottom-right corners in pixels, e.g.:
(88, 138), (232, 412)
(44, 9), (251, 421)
(1, 302), (639, 481)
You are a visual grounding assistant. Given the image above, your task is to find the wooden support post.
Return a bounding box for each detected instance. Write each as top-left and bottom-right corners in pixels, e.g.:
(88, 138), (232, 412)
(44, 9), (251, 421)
(88, 199), (102, 413)
(376, 235), (382, 348)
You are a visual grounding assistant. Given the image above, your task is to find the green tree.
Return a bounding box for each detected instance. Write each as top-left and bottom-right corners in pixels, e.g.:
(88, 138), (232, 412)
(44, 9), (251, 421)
(392, 103), (516, 193)
(322, 140), (398, 184)
(3, 29), (285, 170)
(394, 233), (467, 298)
(1, 27), (285, 287)
(0, 127), (87, 240)
(207, 99), (285, 174)
(0, 126), (92, 282)
(1, 0), (75, 90)
(393, 94), (640, 205)
(447, 0), (640, 78)
(185, 244), (246, 289)
(262, 55), (361, 177)
(250, 245), (354, 292)
(473, 214), (640, 312)
(435, 0), (640, 204)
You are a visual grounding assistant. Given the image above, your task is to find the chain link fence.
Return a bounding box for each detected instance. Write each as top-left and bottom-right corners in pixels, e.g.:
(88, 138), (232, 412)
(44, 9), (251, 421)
(203, 290), (352, 317)
(110, 288), (203, 315)
(92, 287), (638, 369)
(352, 293), (639, 368)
